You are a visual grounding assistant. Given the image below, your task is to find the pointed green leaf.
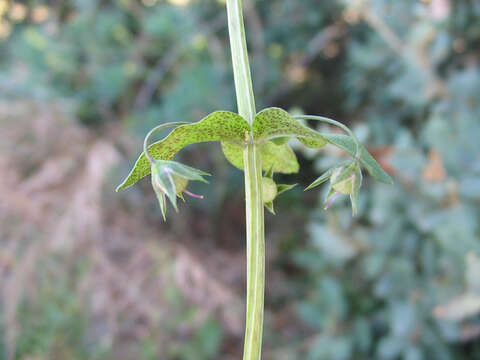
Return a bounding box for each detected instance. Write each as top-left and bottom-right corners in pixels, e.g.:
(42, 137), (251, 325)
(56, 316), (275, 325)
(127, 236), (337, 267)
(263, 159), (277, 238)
(221, 141), (299, 174)
(253, 107), (328, 148)
(265, 201), (275, 215)
(116, 111), (250, 191)
(323, 134), (393, 184)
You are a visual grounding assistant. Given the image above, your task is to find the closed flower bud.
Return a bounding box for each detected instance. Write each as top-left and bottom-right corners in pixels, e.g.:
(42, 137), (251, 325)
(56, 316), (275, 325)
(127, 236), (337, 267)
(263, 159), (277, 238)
(150, 160), (210, 220)
(326, 161), (362, 215)
(261, 166), (296, 215)
(262, 177), (278, 203)
(307, 160), (362, 215)
(331, 163), (357, 195)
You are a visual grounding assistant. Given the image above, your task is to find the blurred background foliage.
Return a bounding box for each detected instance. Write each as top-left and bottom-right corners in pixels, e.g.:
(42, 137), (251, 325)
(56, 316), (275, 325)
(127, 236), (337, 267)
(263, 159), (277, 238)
(1, 0), (480, 359)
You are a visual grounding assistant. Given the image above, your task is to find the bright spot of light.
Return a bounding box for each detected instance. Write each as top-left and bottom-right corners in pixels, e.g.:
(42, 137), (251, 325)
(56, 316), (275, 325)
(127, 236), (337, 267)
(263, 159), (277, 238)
(167, 0), (191, 7)
(10, 2), (27, 22)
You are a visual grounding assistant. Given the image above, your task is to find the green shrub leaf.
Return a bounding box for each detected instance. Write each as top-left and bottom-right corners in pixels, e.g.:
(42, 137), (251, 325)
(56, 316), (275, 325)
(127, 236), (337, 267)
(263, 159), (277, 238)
(117, 111), (249, 191)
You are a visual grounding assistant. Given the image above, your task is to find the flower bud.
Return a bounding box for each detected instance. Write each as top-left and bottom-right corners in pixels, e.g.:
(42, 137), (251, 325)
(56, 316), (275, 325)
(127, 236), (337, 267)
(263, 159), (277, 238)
(261, 167), (296, 215)
(328, 161), (362, 215)
(307, 161), (362, 215)
(262, 177), (278, 203)
(150, 160), (210, 220)
(331, 163), (357, 195)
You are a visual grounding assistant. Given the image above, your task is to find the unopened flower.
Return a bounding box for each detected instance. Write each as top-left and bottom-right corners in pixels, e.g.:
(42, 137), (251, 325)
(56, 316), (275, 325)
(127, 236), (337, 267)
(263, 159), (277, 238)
(307, 161), (362, 215)
(151, 160), (210, 220)
(262, 177), (278, 203)
(262, 166), (296, 214)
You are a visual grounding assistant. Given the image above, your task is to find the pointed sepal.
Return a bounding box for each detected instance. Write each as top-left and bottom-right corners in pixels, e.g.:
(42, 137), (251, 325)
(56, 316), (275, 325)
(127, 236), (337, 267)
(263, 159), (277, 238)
(265, 201), (275, 215)
(265, 164), (275, 179)
(349, 164), (362, 216)
(277, 183), (296, 196)
(306, 168), (335, 191)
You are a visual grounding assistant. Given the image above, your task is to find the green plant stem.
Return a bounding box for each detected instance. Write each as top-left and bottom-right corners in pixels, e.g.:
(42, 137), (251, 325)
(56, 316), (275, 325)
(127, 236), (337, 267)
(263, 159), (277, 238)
(226, 0), (256, 125)
(242, 141), (265, 360)
(226, 1), (265, 359)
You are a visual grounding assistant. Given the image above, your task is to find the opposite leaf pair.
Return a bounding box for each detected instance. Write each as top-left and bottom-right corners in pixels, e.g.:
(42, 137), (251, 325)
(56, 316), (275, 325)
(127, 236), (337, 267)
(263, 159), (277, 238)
(116, 107), (392, 218)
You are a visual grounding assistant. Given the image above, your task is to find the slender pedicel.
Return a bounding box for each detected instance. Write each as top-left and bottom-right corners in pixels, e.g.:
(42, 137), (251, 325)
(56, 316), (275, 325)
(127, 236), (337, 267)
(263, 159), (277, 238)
(143, 122), (189, 164)
(294, 114), (361, 159)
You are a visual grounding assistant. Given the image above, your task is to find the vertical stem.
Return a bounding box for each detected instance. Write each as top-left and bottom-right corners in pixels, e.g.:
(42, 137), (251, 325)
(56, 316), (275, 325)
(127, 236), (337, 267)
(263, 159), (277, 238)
(226, 0), (256, 124)
(226, 1), (265, 359)
(242, 142), (265, 360)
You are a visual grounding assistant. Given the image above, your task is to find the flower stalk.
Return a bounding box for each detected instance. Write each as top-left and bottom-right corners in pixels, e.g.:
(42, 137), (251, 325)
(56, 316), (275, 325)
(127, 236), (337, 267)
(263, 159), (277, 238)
(226, 0), (265, 359)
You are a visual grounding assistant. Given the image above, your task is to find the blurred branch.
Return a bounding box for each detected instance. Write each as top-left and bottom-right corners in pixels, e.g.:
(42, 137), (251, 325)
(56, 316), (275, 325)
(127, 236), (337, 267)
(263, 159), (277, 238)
(134, 47), (182, 111)
(267, 21), (346, 104)
(301, 22), (346, 66)
(358, 5), (448, 99)
(134, 14), (225, 112)
(244, 1), (268, 92)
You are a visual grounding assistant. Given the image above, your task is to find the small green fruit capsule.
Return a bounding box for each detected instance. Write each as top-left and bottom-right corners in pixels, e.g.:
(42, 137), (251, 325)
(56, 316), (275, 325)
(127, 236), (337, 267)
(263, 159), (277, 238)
(172, 174), (189, 194)
(331, 162), (358, 195)
(262, 177), (278, 203)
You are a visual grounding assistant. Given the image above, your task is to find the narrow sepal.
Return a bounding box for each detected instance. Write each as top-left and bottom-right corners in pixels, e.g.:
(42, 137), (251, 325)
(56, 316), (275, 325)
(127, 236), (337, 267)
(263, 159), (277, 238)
(265, 201), (275, 215)
(305, 168), (335, 190)
(158, 170), (178, 211)
(265, 165), (274, 179)
(152, 176), (167, 221)
(349, 166), (362, 216)
(324, 186), (339, 210)
(160, 160), (210, 183)
(277, 183), (296, 195)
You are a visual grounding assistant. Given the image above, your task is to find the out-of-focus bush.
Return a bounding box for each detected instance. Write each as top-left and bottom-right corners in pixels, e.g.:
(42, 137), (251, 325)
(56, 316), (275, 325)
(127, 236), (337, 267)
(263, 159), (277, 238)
(292, 1), (480, 359)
